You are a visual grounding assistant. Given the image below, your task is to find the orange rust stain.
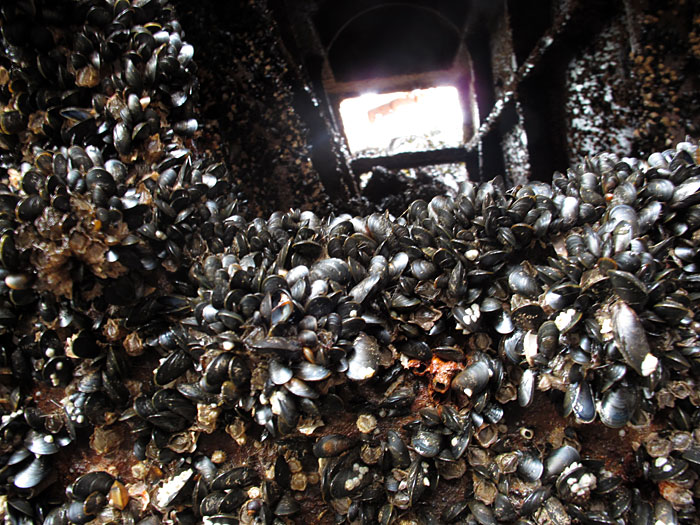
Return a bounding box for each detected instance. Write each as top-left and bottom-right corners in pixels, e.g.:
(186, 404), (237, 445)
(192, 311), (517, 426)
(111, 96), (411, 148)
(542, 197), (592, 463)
(367, 93), (419, 122)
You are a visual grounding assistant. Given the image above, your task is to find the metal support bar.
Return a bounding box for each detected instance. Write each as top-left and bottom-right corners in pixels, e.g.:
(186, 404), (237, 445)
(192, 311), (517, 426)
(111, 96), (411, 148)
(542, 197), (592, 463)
(350, 147), (480, 179)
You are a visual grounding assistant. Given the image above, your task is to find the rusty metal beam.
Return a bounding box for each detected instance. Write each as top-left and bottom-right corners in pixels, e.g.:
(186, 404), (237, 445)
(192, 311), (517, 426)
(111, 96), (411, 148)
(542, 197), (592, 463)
(350, 147), (480, 179)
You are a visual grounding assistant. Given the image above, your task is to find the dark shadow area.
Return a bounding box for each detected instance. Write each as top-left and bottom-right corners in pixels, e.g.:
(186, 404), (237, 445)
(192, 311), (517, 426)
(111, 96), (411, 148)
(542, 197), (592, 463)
(519, 0), (622, 179)
(507, 0), (553, 66)
(328, 6), (460, 81)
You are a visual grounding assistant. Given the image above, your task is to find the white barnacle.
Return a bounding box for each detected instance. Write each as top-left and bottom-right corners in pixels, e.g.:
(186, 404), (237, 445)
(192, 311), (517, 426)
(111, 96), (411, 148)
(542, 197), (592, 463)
(349, 365), (376, 380)
(641, 352), (659, 377)
(655, 457), (668, 468)
(555, 308), (576, 331)
(156, 469), (193, 509)
(577, 472), (597, 495)
(270, 391), (284, 416)
(343, 465), (368, 491)
(356, 414), (377, 434)
(523, 331), (538, 363)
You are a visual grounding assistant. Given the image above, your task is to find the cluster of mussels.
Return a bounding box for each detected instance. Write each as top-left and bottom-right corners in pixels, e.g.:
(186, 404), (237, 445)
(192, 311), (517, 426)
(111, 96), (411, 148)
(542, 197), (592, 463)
(1, 1), (700, 525)
(169, 0), (337, 217)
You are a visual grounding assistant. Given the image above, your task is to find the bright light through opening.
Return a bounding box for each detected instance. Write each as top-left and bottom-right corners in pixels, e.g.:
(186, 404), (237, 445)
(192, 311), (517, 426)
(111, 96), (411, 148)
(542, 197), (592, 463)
(339, 86), (463, 156)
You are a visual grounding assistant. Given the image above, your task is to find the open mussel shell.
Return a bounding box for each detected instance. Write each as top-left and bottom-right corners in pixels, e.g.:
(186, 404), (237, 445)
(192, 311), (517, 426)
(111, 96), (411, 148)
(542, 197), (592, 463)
(199, 492), (227, 515)
(84, 490), (108, 515)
